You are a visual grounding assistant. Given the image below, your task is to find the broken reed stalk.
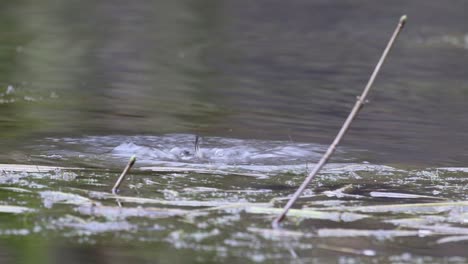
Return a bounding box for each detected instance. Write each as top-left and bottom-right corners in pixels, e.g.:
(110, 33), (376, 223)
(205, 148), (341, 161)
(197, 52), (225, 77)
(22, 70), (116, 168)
(272, 15), (408, 228)
(111, 155), (137, 195)
(194, 135), (201, 158)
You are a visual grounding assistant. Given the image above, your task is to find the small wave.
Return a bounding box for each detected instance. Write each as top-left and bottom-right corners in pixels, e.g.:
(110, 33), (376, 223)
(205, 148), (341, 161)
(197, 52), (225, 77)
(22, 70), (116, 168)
(33, 134), (364, 175)
(109, 134), (330, 166)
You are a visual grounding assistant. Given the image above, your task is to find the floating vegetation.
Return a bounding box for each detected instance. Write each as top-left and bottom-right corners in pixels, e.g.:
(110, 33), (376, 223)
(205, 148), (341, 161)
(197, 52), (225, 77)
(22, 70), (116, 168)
(40, 191), (93, 208)
(0, 164), (81, 172)
(0, 205), (34, 214)
(437, 235), (468, 244)
(321, 200), (468, 214)
(316, 228), (420, 238)
(0, 134), (467, 262)
(0, 186), (32, 193)
(76, 204), (191, 220)
(246, 207), (368, 222)
(369, 191), (447, 200)
(139, 166), (268, 178)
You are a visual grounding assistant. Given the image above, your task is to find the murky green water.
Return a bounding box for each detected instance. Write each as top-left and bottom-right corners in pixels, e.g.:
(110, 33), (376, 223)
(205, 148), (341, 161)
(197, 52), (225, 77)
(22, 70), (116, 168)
(0, 0), (468, 263)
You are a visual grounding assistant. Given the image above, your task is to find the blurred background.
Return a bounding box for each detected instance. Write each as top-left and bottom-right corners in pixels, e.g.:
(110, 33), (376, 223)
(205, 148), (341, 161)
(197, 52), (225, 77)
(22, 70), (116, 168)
(0, 0), (467, 165)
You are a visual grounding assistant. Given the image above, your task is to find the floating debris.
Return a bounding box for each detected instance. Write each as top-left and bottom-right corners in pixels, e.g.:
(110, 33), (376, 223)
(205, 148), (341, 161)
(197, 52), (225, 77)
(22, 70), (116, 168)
(76, 204), (190, 220)
(437, 235), (468, 244)
(320, 201), (468, 214)
(40, 191), (93, 208)
(369, 191), (446, 200)
(317, 228), (419, 238)
(246, 207), (368, 222)
(0, 205), (34, 214)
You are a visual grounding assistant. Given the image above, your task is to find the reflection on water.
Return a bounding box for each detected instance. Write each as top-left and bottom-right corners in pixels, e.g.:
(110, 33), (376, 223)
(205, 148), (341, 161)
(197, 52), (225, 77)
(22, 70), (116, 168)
(0, 0), (466, 166)
(0, 0), (468, 263)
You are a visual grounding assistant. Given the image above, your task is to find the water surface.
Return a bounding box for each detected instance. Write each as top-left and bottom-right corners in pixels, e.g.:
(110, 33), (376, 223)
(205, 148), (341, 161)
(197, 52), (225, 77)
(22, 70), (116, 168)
(0, 0), (468, 263)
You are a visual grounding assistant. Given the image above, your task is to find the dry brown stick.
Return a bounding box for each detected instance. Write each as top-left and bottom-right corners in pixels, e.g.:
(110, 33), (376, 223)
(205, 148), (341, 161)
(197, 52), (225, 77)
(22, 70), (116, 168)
(111, 155), (136, 194)
(272, 15), (408, 228)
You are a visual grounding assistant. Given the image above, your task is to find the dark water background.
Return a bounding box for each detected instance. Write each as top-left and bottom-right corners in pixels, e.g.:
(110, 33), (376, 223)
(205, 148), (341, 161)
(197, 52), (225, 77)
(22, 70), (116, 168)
(0, 0), (467, 166)
(0, 0), (467, 263)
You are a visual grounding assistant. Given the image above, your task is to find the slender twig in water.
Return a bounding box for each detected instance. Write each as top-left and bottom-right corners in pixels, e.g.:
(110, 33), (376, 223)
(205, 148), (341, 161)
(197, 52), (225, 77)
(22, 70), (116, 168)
(194, 135), (202, 158)
(272, 15), (408, 228)
(111, 155), (137, 195)
(287, 247), (302, 262)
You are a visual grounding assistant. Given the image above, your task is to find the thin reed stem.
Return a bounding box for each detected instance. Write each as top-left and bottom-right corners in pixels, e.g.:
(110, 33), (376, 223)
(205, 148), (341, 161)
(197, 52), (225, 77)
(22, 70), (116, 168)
(272, 15), (408, 228)
(111, 155), (137, 195)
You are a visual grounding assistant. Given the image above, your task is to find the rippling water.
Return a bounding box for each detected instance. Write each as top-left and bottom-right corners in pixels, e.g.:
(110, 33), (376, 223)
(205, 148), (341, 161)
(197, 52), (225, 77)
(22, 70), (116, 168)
(37, 134), (342, 166)
(0, 0), (468, 263)
(0, 0), (467, 166)
(0, 134), (467, 263)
